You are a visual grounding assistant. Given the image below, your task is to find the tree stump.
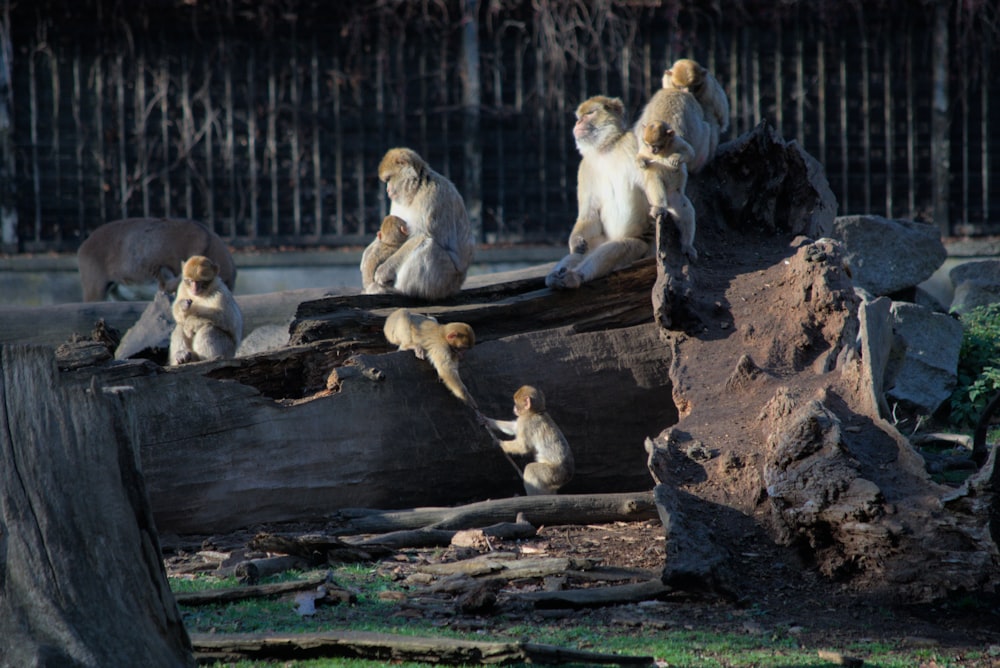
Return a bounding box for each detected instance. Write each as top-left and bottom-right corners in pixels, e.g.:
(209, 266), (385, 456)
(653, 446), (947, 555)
(0, 345), (193, 667)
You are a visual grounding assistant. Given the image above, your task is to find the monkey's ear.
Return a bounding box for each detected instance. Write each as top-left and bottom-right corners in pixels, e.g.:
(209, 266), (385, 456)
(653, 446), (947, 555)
(399, 222), (409, 235)
(666, 128), (675, 138)
(523, 396), (533, 412)
(605, 97), (625, 118)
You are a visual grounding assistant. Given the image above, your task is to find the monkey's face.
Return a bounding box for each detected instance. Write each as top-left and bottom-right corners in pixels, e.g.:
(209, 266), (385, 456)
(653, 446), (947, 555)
(181, 256), (219, 296)
(643, 122), (673, 155)
(573, 97), (625, 153)
(444, 323), (475, 357)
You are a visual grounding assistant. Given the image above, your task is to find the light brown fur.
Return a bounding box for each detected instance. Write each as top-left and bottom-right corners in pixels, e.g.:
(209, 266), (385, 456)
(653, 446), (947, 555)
(383, 307), (477, 408)
(545, 96), (652, 290)
(371, 148), (474, 300)
(637, 121), (698, 261)
(77, 217), (236, 302)
(635, 79), (712, 173)
(481, 385), (575, 496)
(662, 58), (730, 159)
(360, 215), (409, 293)
(169, 255), (243, 366)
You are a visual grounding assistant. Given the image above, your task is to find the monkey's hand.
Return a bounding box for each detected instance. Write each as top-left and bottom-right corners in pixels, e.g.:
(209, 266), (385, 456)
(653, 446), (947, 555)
(636, 156), (650, 170)
(650, 206), (670, 223)
(178, 298), (193, 312)
(666, 154), (685, 169)
(373, 263), (397, 287)
(174, 350), (195, 366)
(569, 234), (588, 255)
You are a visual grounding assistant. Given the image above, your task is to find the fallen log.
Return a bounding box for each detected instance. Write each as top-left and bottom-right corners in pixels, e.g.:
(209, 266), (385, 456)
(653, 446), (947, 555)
(189, 631), (655, 665)
(334, 492), (659, 534)
(511, 579), (671, 609)
(173, 574), (330, 606)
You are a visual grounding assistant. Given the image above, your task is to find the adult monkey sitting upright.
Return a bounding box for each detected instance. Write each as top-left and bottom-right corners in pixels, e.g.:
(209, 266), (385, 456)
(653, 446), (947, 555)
(370, 147), (475, 300)
(546, 96), (653, 290)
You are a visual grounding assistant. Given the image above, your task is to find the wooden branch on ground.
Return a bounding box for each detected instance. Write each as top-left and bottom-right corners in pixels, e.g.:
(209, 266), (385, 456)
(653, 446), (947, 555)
(511, 579), (671, 609)
(416, 556), (596, 579)
(173, 574), (329, 606)
(335, 491), (659, 533)
(189, 631), (655, 665)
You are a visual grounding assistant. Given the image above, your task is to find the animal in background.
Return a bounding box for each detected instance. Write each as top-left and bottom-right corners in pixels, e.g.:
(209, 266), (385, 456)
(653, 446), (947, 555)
(635, 74), (712, 173)
(383, 307), (478, 408)
(77, 217), (236, 302)
(371, 148), (475, 300)
(662, 57), (730, 159)
(361, 215), (409, 293)
(636, 121), (698, 261)
(480, 385), (575, 496)
(169, 255), (243, 366)
(545, 95), (653, 290)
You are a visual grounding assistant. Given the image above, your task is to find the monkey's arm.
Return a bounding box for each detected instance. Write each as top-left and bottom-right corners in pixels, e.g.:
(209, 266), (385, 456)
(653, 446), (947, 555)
(567, 162), (607, 254)
(482, 417), (518, 437)
(666, 136), (695, 168)
(373, 233), (430, 287)
(427, 346), (478, 409)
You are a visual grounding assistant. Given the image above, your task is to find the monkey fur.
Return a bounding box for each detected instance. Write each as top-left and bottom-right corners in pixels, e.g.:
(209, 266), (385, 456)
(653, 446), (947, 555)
(371, 148), (475, 300)
(383, 307), (478, 408)
(360, 214), (409, 294)
(635, 76), (712, 173)
(169, 255), (243, 366)
(77, 217), (236, 302)
(481, 385), (575, 496)
(637, 121), (698, 261)
(662, 57), (730, 158)
(545, 96), (653, 291)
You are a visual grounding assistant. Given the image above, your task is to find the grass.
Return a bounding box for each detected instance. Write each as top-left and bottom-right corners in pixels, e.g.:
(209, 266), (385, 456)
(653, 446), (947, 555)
(170, 567), (999, 668)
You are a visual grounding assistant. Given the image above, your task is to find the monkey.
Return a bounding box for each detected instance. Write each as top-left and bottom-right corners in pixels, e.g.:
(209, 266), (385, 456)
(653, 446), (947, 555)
(545, 96), (653, 291)
(371, 148), (475, 301)
(662, 58), (730, 159)
(636, 121), (698, 261)
(480, 385), (575, 496)
(635, 75), (712, 174)
(77, 217), (236, 302)
(383, 307), (478, 408)
(360, 214), (409, 294)
(168, 255), (243, 366)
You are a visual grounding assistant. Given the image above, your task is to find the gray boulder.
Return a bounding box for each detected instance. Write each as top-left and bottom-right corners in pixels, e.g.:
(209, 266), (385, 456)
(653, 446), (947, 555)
(948, 260), (1000, 314)
(831, 215), (946, 296)
(885, 301), (963, 415)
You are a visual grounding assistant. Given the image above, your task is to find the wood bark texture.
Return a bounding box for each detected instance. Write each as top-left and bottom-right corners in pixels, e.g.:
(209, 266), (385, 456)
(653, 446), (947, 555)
(0, 345), (194, 667)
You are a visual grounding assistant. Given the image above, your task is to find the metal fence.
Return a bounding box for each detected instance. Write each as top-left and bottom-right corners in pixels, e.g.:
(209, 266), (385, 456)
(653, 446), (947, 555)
(2, 0), (997, 253)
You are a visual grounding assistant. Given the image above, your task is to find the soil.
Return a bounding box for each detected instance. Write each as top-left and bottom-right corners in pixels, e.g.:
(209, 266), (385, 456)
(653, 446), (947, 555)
(164, 212), (1000, 662)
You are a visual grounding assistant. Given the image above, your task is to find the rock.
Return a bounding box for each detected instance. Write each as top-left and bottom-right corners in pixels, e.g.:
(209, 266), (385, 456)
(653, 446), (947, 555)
(949, 260), (1000, 314)
(237, 322), (291, 357)
(885, 302), (963, 415)
(831, 215), (946, 296)
(114, 291), (174, 360)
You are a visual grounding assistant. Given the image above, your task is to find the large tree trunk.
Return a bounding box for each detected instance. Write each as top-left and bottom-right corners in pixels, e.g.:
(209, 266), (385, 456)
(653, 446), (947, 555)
(0, 346), (193, 667)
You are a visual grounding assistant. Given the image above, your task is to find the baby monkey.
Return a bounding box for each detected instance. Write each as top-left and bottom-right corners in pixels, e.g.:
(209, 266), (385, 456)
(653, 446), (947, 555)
(383, 307), (478, 408)
(637, 120), (698, 262)
(360, 215), (409, 294)
(480, 385), (575, 496)
(169, 255), (243, 365)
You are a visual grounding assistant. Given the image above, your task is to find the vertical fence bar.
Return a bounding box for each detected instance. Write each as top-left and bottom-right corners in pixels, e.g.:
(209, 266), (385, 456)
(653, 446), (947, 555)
(224, 39), (236, 237)
(839, 35), (848, 213)
(159, 56), (170, 216)
(28, 48), (40, 240)
(884, 46), (893, 218)
(860, 29), (871, 214)
(94, 57), (106, 224)
(332, 57), (343, 235)
(795, 22), (804, 146)
(816, 29), (826, 169)
(773, 26), (783, 134)
(118, 54), (129, 219)
(981, 45), (990, 223)
(352, 79), (364, 234)
(310, 37), (321, 236)
(491, 25), (505, 238)
(290, 21), (301, 236)
(72, 48), (84, 235)
(534, 27), (547, 231)
(267, 48), (278, 236)
(181, 54), (193, 219)
(203, 55), (216, 230)
(906, 22), (916, 217)
(247, 52), (258, 238)
(47, 49), (61, 236)
(136, 53), (148, 217)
